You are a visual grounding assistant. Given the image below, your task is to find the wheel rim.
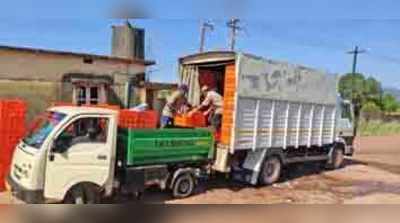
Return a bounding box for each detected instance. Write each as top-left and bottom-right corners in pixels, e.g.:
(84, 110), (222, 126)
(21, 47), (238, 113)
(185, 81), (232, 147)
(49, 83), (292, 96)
(262, 158), (281, 184)
(178, 179), (191, 194)
(266, 163), (275, 177)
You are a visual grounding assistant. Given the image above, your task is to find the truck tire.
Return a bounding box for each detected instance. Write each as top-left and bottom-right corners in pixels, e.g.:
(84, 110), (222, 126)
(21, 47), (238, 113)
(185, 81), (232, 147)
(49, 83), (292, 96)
(326, 147), (344, 170)
(259, 156), (282, 185)
(64, 184), (100, 204)
(172, 173), (195, 199)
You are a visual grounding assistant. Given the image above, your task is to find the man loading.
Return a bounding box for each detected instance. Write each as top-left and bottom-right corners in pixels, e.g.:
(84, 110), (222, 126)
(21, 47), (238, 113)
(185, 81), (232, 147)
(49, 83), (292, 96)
(191, 85), (224, 131)
(161, 84), (189, 128)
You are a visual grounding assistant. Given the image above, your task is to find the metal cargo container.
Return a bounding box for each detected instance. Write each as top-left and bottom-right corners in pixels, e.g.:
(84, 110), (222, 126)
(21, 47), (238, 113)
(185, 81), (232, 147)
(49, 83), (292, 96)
(231, 53), (338, 152)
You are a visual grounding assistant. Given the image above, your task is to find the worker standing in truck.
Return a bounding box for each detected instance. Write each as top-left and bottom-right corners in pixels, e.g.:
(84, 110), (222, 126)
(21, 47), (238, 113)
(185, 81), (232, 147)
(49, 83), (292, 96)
(161, 84), (190, 128)
(191, 85), (224, 131)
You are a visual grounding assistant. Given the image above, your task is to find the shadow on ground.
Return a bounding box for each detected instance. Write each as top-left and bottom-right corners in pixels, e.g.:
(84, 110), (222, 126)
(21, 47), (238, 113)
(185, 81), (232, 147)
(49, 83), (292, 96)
(109, 158), (362, 204)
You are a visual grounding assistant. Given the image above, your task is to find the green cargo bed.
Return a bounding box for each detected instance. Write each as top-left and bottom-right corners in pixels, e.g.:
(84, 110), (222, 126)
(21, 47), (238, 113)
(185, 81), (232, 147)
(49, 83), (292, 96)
(118, 128), (214, 166)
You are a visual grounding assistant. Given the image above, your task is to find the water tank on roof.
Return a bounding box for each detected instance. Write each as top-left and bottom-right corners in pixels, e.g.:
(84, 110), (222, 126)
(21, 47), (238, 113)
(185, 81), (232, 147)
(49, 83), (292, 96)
(112, 22), (145, 60)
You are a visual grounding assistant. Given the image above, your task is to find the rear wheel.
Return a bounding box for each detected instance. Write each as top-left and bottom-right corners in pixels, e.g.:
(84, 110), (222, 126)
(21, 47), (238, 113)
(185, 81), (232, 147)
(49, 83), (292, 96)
(64, 184), (100, 204)
(259, 156), (282, 185)
(172, 173), (195, 199)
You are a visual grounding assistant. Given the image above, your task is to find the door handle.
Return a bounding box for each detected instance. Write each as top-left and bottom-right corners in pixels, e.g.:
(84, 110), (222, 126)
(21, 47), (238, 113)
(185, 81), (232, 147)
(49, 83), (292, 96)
(97, 155), (107, 160)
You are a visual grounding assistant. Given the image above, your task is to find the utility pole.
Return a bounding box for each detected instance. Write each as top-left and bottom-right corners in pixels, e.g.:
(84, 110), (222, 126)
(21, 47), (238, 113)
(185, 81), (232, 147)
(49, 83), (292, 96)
(347, 46), (366, 137)
(348, 46), (366, 75)
(227, 18), (242, 51)
(199, 21), (214, 53)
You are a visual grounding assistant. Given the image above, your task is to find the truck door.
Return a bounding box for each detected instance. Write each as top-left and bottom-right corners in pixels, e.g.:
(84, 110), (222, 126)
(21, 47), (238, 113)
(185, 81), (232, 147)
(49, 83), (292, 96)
(44, 115), (115, 200)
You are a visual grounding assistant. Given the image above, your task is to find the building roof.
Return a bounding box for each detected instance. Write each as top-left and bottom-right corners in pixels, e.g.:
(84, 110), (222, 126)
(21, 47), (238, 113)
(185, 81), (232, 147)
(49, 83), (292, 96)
(0, 45), (155, 66)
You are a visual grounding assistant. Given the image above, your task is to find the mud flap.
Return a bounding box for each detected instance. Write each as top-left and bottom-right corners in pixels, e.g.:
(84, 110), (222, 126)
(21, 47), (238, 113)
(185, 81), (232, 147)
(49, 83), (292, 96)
(240, 148), (268, 185)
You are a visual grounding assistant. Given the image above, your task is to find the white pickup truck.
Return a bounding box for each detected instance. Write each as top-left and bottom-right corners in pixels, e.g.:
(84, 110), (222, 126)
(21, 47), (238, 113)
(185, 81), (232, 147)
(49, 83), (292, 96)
(7, 106), (214, 203)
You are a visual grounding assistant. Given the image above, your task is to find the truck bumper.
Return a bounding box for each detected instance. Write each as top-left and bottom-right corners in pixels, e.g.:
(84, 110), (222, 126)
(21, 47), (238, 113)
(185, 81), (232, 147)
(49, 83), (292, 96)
(6, 175), (43, 204)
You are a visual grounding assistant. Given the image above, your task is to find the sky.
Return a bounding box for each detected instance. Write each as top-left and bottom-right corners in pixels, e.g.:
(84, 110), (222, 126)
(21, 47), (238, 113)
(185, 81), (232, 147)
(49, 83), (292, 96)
(0, 1), (400, 88)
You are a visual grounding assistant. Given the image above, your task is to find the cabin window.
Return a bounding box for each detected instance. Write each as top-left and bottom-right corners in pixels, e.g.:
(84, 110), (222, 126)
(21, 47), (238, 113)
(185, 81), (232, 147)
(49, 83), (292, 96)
(56, 117), (109, 150)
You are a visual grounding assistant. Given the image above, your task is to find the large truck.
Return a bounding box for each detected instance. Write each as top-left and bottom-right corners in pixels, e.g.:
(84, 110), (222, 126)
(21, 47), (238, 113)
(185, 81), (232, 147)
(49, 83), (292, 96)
(7, 51), (354, 203)
(179, 51), (354, 185)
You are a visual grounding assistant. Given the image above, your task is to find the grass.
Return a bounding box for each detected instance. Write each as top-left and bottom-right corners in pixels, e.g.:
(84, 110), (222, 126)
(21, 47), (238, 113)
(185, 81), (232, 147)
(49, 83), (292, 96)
(359, 120), (400, 136)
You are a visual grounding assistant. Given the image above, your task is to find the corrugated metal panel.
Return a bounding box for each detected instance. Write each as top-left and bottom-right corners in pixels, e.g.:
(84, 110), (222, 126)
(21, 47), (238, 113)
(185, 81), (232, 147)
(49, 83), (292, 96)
(232, 98), (337, 152)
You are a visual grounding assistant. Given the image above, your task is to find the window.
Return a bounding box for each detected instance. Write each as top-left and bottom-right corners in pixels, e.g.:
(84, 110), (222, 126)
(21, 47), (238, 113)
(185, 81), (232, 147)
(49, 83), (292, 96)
(77, 86), (87, 106)
(73, 84), (106, 105)
(55, 117), (109, 151)
(90, 87), (99, 105)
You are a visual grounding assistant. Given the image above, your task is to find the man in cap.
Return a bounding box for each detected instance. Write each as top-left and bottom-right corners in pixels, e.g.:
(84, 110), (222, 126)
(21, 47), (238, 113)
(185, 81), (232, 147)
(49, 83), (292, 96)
(190, 85), (224, 131)
(161, 84), (190, 128)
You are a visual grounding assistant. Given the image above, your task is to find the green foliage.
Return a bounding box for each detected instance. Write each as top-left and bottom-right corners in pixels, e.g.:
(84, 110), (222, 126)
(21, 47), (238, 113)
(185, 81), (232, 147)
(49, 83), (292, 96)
(361, 101), (381, 121)
(339, 73), (400, 114)
(382, 94), (399, 113)
(359, 120), (400, 136)
(361, 101), (381, 114)
(338, 73), (369, 107)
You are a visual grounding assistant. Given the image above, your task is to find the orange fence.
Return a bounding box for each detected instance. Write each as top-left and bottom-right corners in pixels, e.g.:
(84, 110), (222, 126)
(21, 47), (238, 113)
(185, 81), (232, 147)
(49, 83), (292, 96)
(0, 100), (27, 191)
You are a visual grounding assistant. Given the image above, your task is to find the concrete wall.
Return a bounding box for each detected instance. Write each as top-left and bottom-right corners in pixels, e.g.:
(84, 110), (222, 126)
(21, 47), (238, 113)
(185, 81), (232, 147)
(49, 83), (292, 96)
(0, 49), (147, 120)
(0, 49), (144, 82)
(0, 80), (58, 120)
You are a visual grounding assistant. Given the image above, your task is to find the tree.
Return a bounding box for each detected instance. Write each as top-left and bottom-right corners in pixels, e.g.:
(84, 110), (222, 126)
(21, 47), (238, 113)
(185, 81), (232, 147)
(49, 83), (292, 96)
(338, 73), (383, 135)
(364, 77), (382, 104)
(361, 101), (381, 121)
(381, 94), (399, 113)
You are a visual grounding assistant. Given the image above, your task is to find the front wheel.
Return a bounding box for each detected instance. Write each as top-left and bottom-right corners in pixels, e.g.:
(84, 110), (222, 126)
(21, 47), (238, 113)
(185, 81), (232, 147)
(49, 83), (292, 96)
(64, 184), (100, 204)
(172, 173), (195, 199)
(326, 147), (344, 170)
(259, 156), (282, 185)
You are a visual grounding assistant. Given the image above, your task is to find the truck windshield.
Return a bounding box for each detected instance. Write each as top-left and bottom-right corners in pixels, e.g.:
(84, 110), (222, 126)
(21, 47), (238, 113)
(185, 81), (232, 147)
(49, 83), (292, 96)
(341, 103), (353, 121)
(23, 111), (66, 149)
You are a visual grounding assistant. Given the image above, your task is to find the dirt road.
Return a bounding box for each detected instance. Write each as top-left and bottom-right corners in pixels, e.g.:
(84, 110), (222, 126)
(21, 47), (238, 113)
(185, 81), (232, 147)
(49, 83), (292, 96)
(1, 135), (400, 204)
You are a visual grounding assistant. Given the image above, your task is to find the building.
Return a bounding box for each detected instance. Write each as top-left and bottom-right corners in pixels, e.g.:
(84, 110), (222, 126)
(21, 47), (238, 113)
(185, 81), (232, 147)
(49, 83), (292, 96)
(0, 22), (174, 120)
